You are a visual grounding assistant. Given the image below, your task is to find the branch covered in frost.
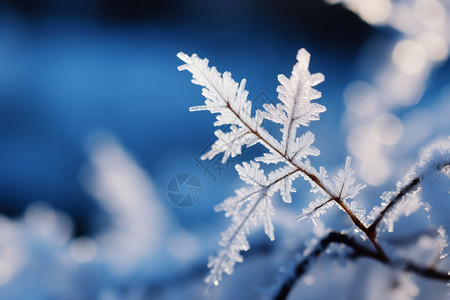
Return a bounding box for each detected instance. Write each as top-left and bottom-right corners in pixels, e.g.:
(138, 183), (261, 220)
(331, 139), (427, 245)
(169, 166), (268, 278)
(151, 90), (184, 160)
(275, 142), (450, 299)
(205, 165), (298, 287)
(368, 177), (420, 236)
(368, 142), (450, 236)
(272, 231), (450, 300)
(178, 48), (387, 287)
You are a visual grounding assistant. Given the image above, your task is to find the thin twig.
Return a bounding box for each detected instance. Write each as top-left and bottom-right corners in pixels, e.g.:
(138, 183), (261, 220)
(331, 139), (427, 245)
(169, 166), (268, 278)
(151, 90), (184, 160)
(273, 232), (450, 300)
(335, 198), (387, 260)
(368, 177), (420, 236)
(368, 161), (449, 236)
(224, 102), (387, 259)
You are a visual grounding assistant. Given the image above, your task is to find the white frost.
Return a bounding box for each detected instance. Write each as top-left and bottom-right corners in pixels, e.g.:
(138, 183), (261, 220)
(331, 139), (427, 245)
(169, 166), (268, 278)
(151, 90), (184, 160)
(179, 49), (369, 287)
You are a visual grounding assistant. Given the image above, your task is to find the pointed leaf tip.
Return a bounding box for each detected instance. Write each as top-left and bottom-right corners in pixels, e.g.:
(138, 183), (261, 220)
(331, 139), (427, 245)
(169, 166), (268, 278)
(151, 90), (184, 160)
(296, 48), (311, 66)
(176, 51), (186, 58)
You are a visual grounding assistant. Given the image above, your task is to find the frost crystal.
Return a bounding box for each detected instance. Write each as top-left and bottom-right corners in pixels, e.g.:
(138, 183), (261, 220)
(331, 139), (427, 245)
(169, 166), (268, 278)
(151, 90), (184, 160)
(418, 141), (450, 236)
(299, 157), (366, 225)
(368, 139), (450, 235)
(178, 49), (366, 287)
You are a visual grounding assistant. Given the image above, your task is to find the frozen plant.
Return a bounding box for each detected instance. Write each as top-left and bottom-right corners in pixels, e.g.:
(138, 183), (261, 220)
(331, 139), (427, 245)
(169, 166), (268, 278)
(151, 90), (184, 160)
(177, 49), (449, 299)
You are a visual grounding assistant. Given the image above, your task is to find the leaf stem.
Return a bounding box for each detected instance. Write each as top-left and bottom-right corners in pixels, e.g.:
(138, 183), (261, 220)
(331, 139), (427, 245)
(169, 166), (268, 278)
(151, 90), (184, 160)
(225, 102), (387, 259)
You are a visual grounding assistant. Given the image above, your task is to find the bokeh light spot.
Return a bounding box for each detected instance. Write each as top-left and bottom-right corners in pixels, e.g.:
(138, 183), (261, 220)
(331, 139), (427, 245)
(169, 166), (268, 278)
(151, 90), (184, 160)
(70, 236), (97, 263)
(392, 40), (427, 75)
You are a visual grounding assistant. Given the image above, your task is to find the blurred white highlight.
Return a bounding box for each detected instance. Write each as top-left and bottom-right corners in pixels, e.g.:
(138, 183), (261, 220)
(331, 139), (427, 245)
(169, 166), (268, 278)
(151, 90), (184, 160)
(414, 0), (446, 30)
(392, 40), (427, 75)
(83, 131), (171, 273)
(372, 113), (403, 146)
(327, 0), (392, 24)
(359, 155), (391, 186)
(344, 81), (378, 116)
(24, 203), (73, 247)
(417, 32), (449, 62)
(347, 125), (380, 159)
(357, 0), (392, 24)
(0, 217), (26, 286)
(167, 230), (200, 262)
(70, 236), (97, 263)
(329, 0), (450, 187)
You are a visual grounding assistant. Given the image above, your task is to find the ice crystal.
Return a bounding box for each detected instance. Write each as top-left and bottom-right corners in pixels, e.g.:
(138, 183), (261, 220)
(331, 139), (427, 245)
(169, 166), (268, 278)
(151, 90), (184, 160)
(178, 49), (366, 286)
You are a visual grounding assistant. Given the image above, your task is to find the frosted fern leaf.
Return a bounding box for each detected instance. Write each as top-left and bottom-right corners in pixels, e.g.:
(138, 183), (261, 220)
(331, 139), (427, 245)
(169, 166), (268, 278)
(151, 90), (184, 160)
(262, 48), (325, 156)
(298, 158), (366, 225)
(178, 49), (365, 287)
(332, 157), (366, 202)
(177, 52), (265, 163)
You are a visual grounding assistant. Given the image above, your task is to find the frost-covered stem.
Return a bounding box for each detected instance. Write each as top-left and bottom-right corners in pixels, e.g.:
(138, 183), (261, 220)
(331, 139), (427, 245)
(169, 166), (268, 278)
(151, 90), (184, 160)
(224, 101), (387, 259)
(368, 177), (420, 236)
(225, 102), (328, 188)
(403, 261), (450, 281)
(282, 89), (302, 155)
(209, 190), (266, 288)
(335, 199), (387, 260)
(273, 231), (450, 300)
(207, 169), (299, 288)
(273, 232), (378, 300)
(368, 161), (449, 236)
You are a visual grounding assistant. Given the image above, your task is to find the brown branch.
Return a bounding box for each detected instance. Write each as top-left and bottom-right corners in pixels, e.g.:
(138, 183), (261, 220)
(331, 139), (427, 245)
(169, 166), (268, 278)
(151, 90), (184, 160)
(335, 198), (387, 260)
(368, 177), (420, 236)
(273, 231), (450, 300)
(224, 102), (387, 259)
(368, 161), (449, 236)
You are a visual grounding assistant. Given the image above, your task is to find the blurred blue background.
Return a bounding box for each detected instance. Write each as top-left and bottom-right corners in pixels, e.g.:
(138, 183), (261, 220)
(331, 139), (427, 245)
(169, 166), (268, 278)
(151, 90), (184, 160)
(0, 0), (449, 299)
(0, 0), (372, 235)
